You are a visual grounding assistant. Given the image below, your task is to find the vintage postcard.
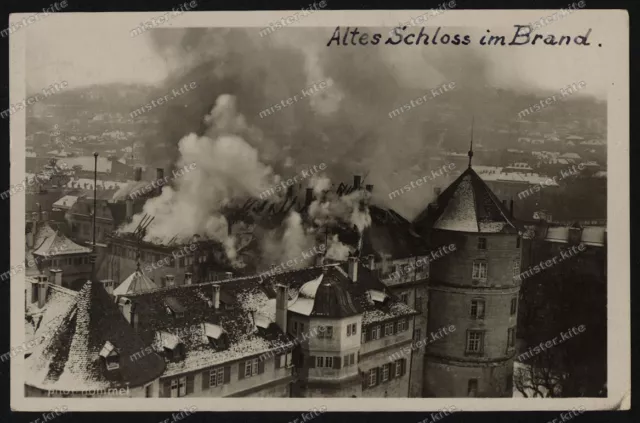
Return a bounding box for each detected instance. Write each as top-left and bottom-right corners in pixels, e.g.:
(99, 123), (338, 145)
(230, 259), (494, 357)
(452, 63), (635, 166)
(8, 8), (629, 413)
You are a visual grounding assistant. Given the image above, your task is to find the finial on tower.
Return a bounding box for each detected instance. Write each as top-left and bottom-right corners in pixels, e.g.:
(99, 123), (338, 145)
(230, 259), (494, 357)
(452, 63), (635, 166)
(468, 116), (474, 168)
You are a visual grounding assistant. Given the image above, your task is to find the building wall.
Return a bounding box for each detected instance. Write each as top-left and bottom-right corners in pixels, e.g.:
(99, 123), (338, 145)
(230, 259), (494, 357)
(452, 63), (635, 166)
(424, 358), (514, 397)
(160, 354), (292, 398)
(426, 230), (520, 398)
(360, 345), (411, 398)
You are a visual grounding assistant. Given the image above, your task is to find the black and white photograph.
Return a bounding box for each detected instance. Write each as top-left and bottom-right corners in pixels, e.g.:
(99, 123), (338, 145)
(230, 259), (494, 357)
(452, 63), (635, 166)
(8, 8), (629, 411)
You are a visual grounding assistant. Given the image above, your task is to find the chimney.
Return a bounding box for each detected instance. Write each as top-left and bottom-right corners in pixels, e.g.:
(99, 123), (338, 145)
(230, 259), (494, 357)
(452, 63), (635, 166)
(50, 269), (62, 286)
(41, 210), (49, 222)
(37, 274), (48, 308)
(348, 256), (358, 282)
(212, 284), (221, 310)
(156, 168), (164, 195)
(165, 274), (175, 287)
(305, 188), (314, 208)
(315, 252), (325, 267)
(275, 284), (289, 333)
(367, 254), (375, 270)
(125, 197), (133, 221)
(184, 272), (192, 285)
(225, 271), (233, 280)
(134, 167), (142, 181)
(101, 279), (114, 295)
(365, 184), (373, 193)
(353, 175), (362, 190)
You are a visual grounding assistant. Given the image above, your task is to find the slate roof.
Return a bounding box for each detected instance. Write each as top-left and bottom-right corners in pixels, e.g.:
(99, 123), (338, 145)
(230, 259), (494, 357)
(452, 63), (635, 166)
(413, 167), (519, 234)
(26, 280), (165, 391)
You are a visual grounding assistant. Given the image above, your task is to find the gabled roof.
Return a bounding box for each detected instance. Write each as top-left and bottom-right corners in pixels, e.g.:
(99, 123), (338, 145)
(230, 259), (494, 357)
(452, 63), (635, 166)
(26, 280), (165, 391)
(413, 167), (519, 234)
(113, 269), (157, 297)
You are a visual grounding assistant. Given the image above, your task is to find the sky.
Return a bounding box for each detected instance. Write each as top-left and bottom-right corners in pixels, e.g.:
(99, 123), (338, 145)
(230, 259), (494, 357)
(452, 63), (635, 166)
(24, 13), (609, 100)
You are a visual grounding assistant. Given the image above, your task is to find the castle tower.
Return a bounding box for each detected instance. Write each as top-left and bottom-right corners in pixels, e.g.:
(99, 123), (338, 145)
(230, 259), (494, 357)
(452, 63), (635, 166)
(413, 150), (522, 397)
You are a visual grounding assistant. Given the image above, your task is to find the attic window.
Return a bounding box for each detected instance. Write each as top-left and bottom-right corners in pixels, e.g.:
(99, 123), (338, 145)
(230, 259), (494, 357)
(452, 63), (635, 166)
(160, 331), (185, 361)
(204, 323), (228, 350)
(164, 297), (186, 318)
(99, 341), (120, 370)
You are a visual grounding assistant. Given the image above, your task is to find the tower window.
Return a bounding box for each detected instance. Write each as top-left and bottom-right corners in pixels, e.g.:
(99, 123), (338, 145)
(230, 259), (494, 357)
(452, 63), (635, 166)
(510, 298), (518, 315)
(470, 299), (485, 319)
(477, 237), (487, 250)
(472, 261), (488, 280)
(466, 331), (484, 354)
(516, 237), (521, 248)
(468, 379), (478, 397)
(512, 260), (521, 279)
(508, 327), (516, 348)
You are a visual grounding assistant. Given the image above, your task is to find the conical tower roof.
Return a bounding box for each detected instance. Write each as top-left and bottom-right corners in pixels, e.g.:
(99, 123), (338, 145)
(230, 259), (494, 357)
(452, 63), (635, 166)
(413, 167), (518, 234)
(26, 280), (165, 392)
(113, 268), (157, 297)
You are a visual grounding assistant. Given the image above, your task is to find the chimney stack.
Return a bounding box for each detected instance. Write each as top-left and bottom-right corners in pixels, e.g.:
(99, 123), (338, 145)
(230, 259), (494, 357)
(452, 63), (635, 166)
(41, 210), (49, 222)
(348, 257), (358, 282)
(50, 269), (62, 286)
(184, 272), (192, 285)
(37, 274), (48, 308)
(353, 175), (362, 190)
(315, 252), (325, 267)
(125, 197), (133, 222)
(212, 284), (221, 310)
(305, 188), (314, 208)
(367, 254), (375, 270)
(165, 274), (175, 287)
(134, 167), (142, 181)
(156, 168), (164, 195)
(225, 271), (233, 280)
(275, 284), (289, 333)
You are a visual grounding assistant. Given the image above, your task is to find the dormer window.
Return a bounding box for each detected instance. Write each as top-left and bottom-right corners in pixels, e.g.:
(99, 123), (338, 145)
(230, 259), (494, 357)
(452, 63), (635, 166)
(160, 331), (185, 361)
(99, 341), (120, 370)
(205, 323), (228, 350)
(164, 297), (186, 318)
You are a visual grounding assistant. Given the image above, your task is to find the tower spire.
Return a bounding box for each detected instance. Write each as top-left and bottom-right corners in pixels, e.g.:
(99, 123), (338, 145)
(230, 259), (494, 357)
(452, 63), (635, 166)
(468, 116), (474, 168)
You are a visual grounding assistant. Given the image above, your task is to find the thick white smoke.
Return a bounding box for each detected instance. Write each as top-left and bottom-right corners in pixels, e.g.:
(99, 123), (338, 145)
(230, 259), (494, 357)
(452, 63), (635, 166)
(120, 94), (276, 264)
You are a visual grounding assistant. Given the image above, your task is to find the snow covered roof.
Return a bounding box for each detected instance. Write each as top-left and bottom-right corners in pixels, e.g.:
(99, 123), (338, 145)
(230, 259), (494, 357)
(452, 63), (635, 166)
(26, 280), (165, 392)
(52, 195), (79, 210)
(32, 227), (92, 257)
(414, 168), (519, 234)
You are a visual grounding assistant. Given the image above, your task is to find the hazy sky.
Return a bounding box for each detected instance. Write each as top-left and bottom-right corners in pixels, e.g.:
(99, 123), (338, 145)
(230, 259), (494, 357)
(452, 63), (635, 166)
(25, 13), (609, 99)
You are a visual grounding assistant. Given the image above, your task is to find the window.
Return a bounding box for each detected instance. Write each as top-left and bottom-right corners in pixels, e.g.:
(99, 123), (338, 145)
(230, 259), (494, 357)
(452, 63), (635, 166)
(316, 356), (323, 368)
(349, 353), (355, 365)
(510, 298), (518, 315)
(512, 260), (520, 278)
(477, 237), (487, 250)
(415, 296), (423, 312)
(381, 364), (390, 382)
(468, 379), (478, 397)
(508, 327), (516, 348)
(178, 257), (185, 268)
(171, 379), (179, 397)
(394, 359), (402, 377)
(516, 237), (521, 248)
(245, 360), (253, 377)
(293, 321), (298, 334)
(368, 368), (377, 387)
(300, 323), (305, 334)
(466, 331), (484, 354)
(344, 354), (349, 366)
(384, 323), (395, 336)
(472, 261), (488, 280)
(347, 323), (357, 336)
(252, 358), (259, 375)
(178, 376), (186, 397)
(414, 328), (421, 341)
(210, 368), (224, 387)
(325, 357), (333, 368)
(400, 293), (409, 304)
(145, 384), (152, 397)
(372, 325), (381, 340)
(397, 319), (407, 332)
(470, 299), (485, 319)
(318, 326), (333, 339)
